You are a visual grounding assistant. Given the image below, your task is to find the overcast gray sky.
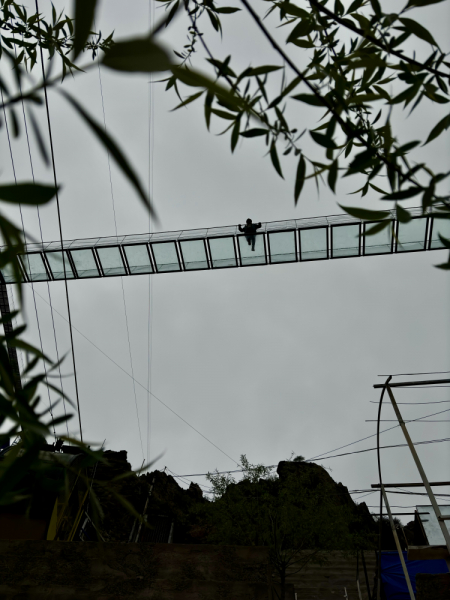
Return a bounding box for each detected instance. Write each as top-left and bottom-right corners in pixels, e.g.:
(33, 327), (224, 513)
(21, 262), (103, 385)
(1, 0), (449, 518)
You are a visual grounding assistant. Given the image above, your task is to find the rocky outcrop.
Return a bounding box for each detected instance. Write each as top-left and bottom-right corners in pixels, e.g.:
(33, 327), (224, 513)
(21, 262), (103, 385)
(88, 450), (207, 543)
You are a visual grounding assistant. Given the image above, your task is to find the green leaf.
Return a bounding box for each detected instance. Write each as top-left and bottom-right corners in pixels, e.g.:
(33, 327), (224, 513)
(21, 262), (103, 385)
(347, 0), (365, 13)
(437, 234), (450, 249)
(370, 0), (382, 15)
(291, 39), (315, 48)
(424, 113), (450, 145)
(406, 0), (446, 8)
(247, 65), (282, 77)
(398, 18), (437, 46)
(215, 7), (241, 13)
(270, 143), (284, 179)
(210, 108), (236, 120)
(231, 116), (241, 153)
(423, 90), (449, 104)
(207, 9), (221, 32)
(73, 0), (98, 60)
(102, 37), (172, 73)
(204, 91), (213, 131)
(165, 0), (180, 27)
(171, 67), (244, 111)
(8, 108), (19, 138)
(346, 149), (376, 173)
(396, 204), (412, 223)
(339, 205), (390, 221)
(0, 183), (58, 205)
(276, 2), (309, 19)
(328, 160), (338, 193)
(171, 91), (203, 110)
(240, 128), (268, 138)
(292, 93), (326, 106)
(422, 182), (435, 210)
(310, 131), (337, 149)
(294, 155), (306, 205)
(381, 187), (421, 200)
(61, 91), (155, 218)
(347, 93), (383, 105)
(369, 183), (390, 195)
(394, 141), (420, 155)
(435, 259), (450, 271)
(287, 20), (314, 43)
(390, 83), (421, 106)
(373, 85), (391, 102)
(364, 221), (391, 236)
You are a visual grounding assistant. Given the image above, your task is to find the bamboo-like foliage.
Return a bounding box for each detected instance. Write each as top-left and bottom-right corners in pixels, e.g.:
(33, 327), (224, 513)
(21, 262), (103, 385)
(159, 0), (450, 267)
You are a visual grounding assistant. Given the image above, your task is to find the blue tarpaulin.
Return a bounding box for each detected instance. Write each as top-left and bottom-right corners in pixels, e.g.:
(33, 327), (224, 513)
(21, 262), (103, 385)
(380, 551), (448, 599)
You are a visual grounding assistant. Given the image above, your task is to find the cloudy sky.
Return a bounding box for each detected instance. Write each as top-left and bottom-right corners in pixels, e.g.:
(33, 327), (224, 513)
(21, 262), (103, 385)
(1, 0), (449, 520)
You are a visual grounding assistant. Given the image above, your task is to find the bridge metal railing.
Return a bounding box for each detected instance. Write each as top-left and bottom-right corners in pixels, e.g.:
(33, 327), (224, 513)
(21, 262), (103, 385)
(1, 207), (448, 283)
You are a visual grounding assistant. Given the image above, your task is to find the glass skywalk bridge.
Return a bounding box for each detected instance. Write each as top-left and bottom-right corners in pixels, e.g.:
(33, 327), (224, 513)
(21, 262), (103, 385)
(2, 208), (449, 284)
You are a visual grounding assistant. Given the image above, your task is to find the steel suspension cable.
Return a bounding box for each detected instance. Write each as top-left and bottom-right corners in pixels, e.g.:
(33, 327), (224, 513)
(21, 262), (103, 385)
(35, 0), (83, 440)
(147, 0), (156, 465)
(16, 48), (69, 437)
(96, 46), (145, 461)
(0, 83), (56, 436)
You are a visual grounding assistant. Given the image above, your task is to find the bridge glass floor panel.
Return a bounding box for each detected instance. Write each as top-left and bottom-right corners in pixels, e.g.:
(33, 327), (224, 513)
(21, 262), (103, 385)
(331, 224), (360, 258)
(299, 227), (328, 261)
(430, 217), (450, 250)
(46, 251), (75, 280)
(397, 217), (427, 252)
(70, 249), (99, 278)
(237, 233), (266, 266)
(96, 246), (127, 277)
(2, 208), (445, 284)
(267, 231), (297, 264)
(123, 244), (154, 274)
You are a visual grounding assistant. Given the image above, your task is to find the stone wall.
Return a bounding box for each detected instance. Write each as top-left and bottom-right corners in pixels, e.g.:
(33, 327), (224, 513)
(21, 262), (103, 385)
(0, 540), (294, 600)
(416, 572), (450, 600)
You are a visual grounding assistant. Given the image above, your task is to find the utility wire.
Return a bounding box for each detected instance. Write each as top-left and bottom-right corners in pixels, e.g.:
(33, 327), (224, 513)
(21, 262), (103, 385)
(96, 42), (145, 462)
(367, 407), (450, 423)
(30, 285), (240, 466)
(0, 83), (56, 436)
(165, 466), (212, 492)
(308, 405), (450, 462)
(370, 400), (450, 405)
(170, 436), (450, 477)
(16, 46), (69, 437)
(35, 0), (83, 441)
(147, 0), (156, 469)
(378, 371), (450, 377)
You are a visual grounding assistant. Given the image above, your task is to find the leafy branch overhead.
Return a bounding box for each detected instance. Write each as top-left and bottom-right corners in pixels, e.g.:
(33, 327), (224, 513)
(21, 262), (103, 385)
(153, 0), (450, 262)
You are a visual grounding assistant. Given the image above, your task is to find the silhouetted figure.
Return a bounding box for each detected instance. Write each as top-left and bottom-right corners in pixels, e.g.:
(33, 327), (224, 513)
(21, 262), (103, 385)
(238, 218), (262, 251)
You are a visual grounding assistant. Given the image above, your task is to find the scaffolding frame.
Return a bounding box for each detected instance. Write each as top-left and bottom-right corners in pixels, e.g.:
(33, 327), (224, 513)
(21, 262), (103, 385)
(373, 376), (450, 600)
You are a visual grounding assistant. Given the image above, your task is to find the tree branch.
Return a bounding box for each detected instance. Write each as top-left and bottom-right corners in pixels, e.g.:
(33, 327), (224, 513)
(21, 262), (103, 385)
(308, 0), (449, 81)
(238, 0), (431, 197)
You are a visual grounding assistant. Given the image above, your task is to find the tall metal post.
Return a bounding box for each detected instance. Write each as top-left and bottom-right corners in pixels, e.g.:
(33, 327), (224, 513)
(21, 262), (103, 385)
(0, 281), (21, 391)
(385, 384), (450, 555)
(381, 484), (415, 600)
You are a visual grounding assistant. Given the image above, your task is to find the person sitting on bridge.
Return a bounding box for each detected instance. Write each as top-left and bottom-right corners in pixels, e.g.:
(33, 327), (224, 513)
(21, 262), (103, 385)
(238, 219), (262, 251)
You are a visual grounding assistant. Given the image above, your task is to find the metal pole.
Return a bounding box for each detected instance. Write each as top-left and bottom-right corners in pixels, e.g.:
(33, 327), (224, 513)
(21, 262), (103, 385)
(0, 282), (21, 391)
(385, 385), (450, 555)
(374, 378), (450, 388)
(168, 521), (174, 543)
(381, 485), (415, 600)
